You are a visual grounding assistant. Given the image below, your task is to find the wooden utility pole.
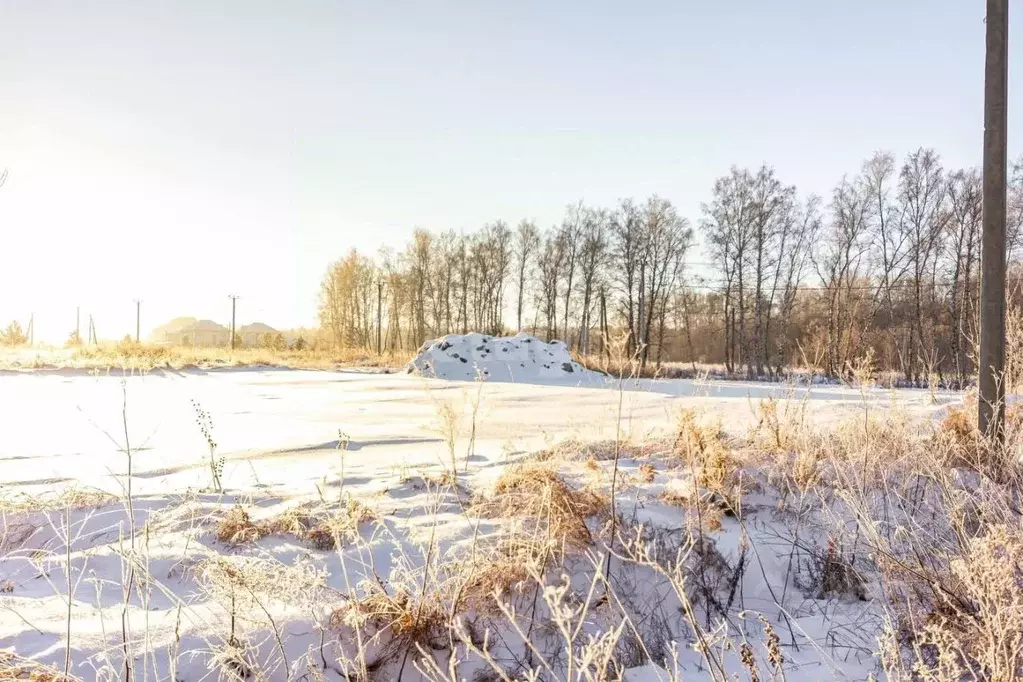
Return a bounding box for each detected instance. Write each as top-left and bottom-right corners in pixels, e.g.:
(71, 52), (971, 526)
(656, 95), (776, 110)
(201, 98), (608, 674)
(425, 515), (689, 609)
(134, 299), (141, 343)
(979, 0), (1009, 441)
(229, 295), (239, 349)
(376, 280), (383, 355)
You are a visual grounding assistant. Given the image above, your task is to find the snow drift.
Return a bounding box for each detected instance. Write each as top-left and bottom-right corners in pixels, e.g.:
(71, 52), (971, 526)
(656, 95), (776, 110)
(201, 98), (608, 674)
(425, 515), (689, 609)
(407, 332), (598, 382)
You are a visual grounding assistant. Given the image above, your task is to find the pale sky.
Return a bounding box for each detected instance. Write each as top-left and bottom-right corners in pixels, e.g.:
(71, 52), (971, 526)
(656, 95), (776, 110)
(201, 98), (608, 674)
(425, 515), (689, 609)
(0, 1), (1019, 342)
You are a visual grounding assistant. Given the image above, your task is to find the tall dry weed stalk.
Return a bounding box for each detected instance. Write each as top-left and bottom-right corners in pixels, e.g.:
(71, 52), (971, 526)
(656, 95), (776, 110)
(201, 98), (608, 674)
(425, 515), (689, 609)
(191, 399), (224, 492)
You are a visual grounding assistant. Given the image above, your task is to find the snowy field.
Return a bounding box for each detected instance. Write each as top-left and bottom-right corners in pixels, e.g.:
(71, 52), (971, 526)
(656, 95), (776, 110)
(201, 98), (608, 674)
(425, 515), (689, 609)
(0, 364), (963, 681)
(0, 368), (952, 498)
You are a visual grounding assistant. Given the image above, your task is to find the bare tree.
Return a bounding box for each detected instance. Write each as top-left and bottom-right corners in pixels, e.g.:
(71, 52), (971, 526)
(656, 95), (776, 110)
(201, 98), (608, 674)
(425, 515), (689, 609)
(513, 220), (540, 331)
(611, 198), (646, 355)
(576, 208), (609, 354)
(638, 196), (692, 372)
(702, 168), (756, 373)
(864, 151), (911, 373)
(771, 194), (821, 372)
(318, 249), (379, 349)
(559, 202), (585, 347)
(898, 148), (946, 382)
(945, 168), (982, 384)
(747, 166), (794, 376)
(312, 145), (1015, 379)
(814, 175), (872, 377)
(536, 227), (566, 339)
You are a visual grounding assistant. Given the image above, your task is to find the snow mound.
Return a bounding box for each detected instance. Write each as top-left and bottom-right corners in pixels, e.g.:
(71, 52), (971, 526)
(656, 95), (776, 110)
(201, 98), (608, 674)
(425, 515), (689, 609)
(406, 332), (598, 382)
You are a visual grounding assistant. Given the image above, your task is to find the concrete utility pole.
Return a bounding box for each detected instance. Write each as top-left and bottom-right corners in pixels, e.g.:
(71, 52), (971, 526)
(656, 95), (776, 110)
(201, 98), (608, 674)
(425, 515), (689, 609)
(27, 313), (33, 346)
(76, 306), (80, 343)
(229, 295), (239, 350)
(377, 280), (383, 355)
(134, 299), (141, 343)
(979, 0), (1009, 441)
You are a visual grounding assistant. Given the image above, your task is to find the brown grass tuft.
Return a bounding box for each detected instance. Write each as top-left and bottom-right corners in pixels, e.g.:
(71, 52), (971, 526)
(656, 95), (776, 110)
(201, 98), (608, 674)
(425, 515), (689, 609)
(472, 461), (607, 550)
(0, 652), (71, 681)
(0, 489), (115, 514)
(215, 498), (374, 549)
(672, 409), (742, 511)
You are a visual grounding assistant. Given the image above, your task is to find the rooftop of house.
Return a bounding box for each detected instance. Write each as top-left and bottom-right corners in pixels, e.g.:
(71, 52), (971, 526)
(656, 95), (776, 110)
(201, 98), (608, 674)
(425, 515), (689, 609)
(151, 317), (280, 338)
(238, 322), (277, 334)
(151, 317), (229, 336)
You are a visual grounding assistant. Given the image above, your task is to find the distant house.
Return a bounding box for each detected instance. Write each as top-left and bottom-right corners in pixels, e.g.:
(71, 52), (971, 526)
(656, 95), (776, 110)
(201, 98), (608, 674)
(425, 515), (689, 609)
(238, 322), (278, 347)
(151, 317), (231, 347)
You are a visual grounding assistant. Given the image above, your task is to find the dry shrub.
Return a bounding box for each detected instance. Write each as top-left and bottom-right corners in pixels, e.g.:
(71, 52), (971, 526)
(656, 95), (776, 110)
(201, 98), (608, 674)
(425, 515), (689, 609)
(0, 651), (70, 681)
(472, 461), (607, 550)
(305, 498), (375, 550)
(0, 489), (115, 514)
(939, 405), (975, 446)
(753, 396), (808, 453)
(209, 637), (252, 682)
(331, 579), (451, 666)
(884, 525), (1023, 681)
(533, 437), (664, 463)
(195, 549), (326, 671)
(215, 498), (374, 549)
(336, 583), (448, 641)
(1006, 298), (1023, 394)
(772, 410), (923, 488)
(329, 527), (546, 672)
(819, 549), (865, 600)
(673, 409), (733, 488)
(215, 506), (262, 544)
(936, 399), (1023, 479)
(659, 476), (727, 531)
(637, 462), (656, 483)
(452, 530), (564, 615)
(794, 538), (866, 601)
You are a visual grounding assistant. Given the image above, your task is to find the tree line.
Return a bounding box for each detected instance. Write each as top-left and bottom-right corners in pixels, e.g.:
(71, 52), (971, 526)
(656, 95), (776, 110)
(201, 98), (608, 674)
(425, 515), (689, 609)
(318, 148), (1023, 383)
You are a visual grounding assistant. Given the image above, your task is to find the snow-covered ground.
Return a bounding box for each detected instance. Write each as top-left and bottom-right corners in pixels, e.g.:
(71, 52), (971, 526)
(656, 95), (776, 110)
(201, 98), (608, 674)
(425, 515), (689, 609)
(0, 368), (962, 680)
(0, 368), (954, 498)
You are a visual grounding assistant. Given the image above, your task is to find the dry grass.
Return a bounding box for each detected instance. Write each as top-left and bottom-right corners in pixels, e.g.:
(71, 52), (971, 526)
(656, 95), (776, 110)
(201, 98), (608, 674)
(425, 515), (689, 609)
(0, 652), (70, 681)
(934, 397), (1023, 480)
(471, 460), (608, 550)
(329, 460), (616, 677)
(534, 436), (668, 463)
(0, 343), (410, 372)
(332, 580), (451, 657)
(881, 524), (1023, 680)
(196, 554), (326, 598)
(673, 409), (741, 498)
(0, 488), (115, 514)
(215, 498), (375, 550)
(453, 537), (538, 611)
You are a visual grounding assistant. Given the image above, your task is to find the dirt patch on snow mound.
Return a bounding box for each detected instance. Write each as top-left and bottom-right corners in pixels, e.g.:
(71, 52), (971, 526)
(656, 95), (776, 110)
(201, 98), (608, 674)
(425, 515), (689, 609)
(406, 332), (598, 382)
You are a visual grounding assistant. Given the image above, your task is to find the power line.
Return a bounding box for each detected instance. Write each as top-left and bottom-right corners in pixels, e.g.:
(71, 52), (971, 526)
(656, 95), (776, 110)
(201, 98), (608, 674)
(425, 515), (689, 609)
(675, 278), (984, 293)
